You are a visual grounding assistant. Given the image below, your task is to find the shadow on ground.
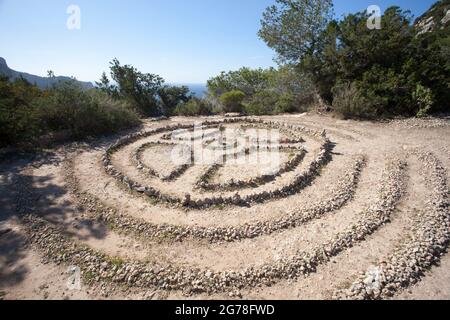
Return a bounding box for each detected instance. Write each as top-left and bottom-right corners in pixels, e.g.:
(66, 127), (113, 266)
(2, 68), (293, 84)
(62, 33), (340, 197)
(0, 150), (108, 289)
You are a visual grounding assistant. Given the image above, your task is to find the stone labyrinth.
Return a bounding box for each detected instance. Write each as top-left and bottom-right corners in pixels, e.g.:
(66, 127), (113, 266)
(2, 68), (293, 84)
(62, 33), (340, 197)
(12, 117), (449, 299)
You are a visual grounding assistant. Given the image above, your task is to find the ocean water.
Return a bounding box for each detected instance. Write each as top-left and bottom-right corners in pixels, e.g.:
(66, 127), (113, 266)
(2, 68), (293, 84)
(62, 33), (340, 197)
(172, 83), (207, 98)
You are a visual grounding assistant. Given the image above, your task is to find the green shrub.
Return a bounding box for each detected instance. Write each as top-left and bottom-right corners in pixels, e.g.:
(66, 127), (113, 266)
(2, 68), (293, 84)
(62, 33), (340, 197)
(97, 59), (164, 117)
(257, 1), (450, 118)
(97, 60), (195, 117)
(0, 79), (140, 147)
(0, 76), (42, 147)
(74, 92), (140, 137)
(173, 98), (212, 116)
(207, 67), (275, 97)
(413, 84), (434, 118)
(332, 82), (376, 119)
(207, 66), (314, 115)
(274, 93), (297, 114)
(158, 85), (192, 116)
(244, 90), (279, 115)
(405, 1), (450, 114)
(34, 81), (140, 139)
(219, 90), (246, 113)
(331, 62), (421, 119)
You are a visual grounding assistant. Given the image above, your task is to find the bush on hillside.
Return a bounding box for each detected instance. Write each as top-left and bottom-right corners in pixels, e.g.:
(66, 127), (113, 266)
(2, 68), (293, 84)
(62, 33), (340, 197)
(207, 65), (315, 115)
(97, 60), (194, 117)
(258, 1), (450, 118)
(274, 93), (298, 114)
(207, 67), (275, 97)
(244, 90), (279, 115)
(331, 83), (376, 119)
(219, 90), (246, 113)
(158, 85), (192, 116)
(0, 76), (42, 147)
(0, 77), (140, 147)
(34, 81), (140, 139)
(173, 98), (213, 116)
(413, 84), (434, 118)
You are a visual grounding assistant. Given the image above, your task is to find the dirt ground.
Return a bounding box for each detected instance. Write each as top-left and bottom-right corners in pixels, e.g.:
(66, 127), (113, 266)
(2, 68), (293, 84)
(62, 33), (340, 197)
(0, 113), (448, 300)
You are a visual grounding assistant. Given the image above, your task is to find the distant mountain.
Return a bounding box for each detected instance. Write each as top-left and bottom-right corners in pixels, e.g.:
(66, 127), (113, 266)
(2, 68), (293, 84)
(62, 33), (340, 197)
(0, 57), (94, 90)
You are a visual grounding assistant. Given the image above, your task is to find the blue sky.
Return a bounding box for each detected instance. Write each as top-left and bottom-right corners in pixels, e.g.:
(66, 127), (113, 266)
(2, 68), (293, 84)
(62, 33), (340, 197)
(0, 0), (436, 84)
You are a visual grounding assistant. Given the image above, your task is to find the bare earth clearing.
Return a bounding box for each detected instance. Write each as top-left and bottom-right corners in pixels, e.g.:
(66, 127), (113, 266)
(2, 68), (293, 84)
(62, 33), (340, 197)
(0, 113), (448, 300)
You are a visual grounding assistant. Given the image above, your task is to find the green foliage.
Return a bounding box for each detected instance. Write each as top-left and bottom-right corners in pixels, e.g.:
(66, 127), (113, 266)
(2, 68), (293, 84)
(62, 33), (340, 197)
(97, 59), (164, 116)
(83, 271), (95, 282)
(405, 1), (450, 113)
(274, 93), (298, 114)
(109, 256), (125, 267)
(331, 66), (416, 119)
(207, 65), (314, 115)
(301, 21), (340, 103)
(207, 67), (275, 97)
(34, 81), (140, 139)
(314, 6), (415, 115)
(244, 90), (279, 115)
(269, 65), (315, 111)
(219, 90), (246, 113)
(331, 82), (375, 119)
(158, 85), (192, 116)
(356, 66), (414, 117)
(96, 72), (115, 96)
(413, 84), (434, 118)
(0, 77), (140, 147)
(337, 7), (413, 79)
(34, 81), (95, 133)
(259, 1), (449, 118)
(174, 98), (212, 116)
(97, 59), (193, 117)
(258, 0), (334, 64)
(0, 76), (42, 147)
(330, 5), (447, 118)
(245, 90), (301, 115)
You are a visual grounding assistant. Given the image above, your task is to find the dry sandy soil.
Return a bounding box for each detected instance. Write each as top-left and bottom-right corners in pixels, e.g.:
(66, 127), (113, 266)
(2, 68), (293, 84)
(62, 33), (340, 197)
(0, 113), (448, 300)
